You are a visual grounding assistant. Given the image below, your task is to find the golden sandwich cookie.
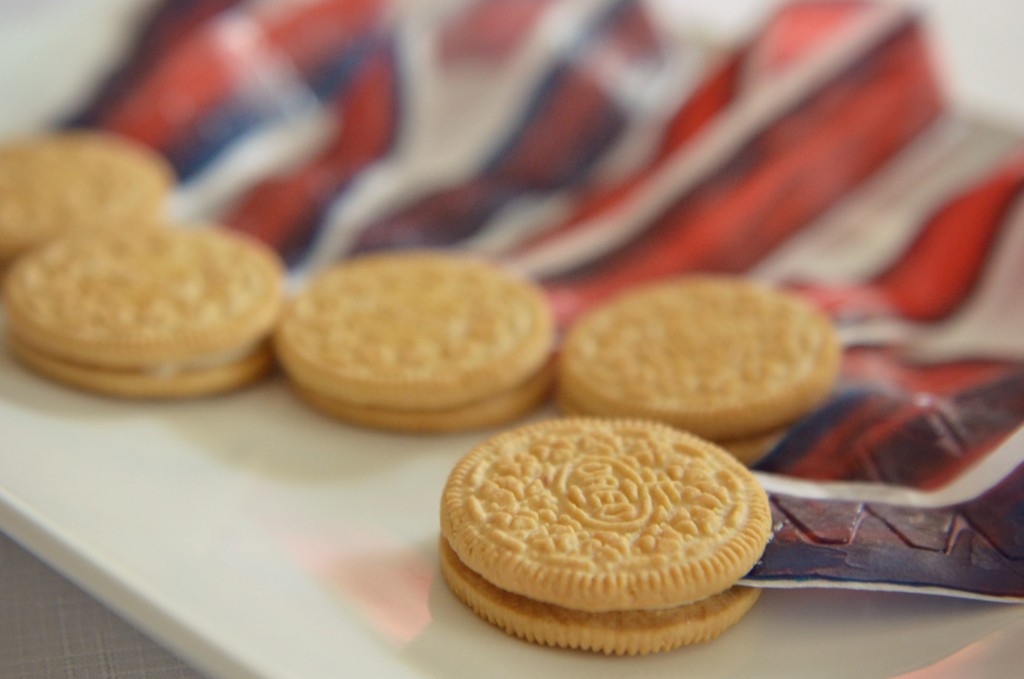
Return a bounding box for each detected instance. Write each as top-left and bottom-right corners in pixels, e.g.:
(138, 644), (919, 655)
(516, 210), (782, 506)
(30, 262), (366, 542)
(558, 276), (841, 463)
(0, 131), (173, 271)
(2, 227), (284, 397)
(274, 251), (555, 432)
(440, 418), (772, 654)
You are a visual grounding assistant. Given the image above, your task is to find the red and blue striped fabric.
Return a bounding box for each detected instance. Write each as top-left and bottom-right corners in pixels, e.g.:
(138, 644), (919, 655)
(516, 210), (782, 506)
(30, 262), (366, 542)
(68, 0), (391, 184)
(799, 150), (1024, 323)
(68, 0), (246, 129)
(224, 38), (400, 264)
(514, 3), (944, 326)
(346, 0), (663, 253)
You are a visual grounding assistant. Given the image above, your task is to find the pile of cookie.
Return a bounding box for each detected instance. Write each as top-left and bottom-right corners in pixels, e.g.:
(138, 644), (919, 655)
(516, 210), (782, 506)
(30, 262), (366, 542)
(1, 131), (843, 656)
(1, 131), (284, 397)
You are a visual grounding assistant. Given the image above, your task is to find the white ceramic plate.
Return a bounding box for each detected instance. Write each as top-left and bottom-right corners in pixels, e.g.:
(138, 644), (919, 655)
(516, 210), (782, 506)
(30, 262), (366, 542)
(2, 329), (1024, 679)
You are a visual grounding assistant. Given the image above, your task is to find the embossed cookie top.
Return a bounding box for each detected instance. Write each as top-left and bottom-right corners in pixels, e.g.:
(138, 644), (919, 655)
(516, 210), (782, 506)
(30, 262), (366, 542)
(0, 132), (173, 258)
(560, 276), (840, 438)
(3, 228), (284, 366)
(441, 418), (772, 612)
(274, 251), (553, 408)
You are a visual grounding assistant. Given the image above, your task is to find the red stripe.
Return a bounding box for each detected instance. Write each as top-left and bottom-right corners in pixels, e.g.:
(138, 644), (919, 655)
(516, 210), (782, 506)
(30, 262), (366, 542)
(98, 28), (238, 149)
(73, 0), (242, 126)
(842, 347), (1020, 395)
(803, 151), (1024, 322)
(873, 152), (1024, 321)
(224, 48), (397, 256)
(97, 0), (386, 153)
(747, 1), (873, 78)
(439, 0), (553, 63)
(261, 0), (385, 75)
(512, 50), (746, 254)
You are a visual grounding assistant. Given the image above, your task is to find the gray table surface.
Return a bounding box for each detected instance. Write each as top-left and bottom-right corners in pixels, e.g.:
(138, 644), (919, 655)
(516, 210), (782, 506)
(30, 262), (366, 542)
(0, 531), (208, 679)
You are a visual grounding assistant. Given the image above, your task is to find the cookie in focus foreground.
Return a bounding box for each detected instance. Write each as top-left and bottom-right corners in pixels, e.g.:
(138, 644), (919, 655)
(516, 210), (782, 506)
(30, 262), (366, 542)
(2, 228), (284, 397)
(439, 418), (771, 654)
(0, 131), (173, 271)
(558, 276), (841, 463)
(274, 251), (554, 432)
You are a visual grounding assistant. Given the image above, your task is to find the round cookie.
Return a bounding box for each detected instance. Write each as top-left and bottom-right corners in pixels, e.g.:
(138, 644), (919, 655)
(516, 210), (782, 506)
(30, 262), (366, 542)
(440, 418), (773, 613)
(439, 537), (761, 655)
(274, 251), (555, 429)
(2, 227), (284, 397)
(0, 131), (173, 267)
(559, 276), (841, 442)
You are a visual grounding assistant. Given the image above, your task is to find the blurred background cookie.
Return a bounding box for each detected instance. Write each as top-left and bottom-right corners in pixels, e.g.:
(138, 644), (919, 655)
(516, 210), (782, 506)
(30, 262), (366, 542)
(2, 227), (283, 397)
(558, 276), (841, 464)
(0, 131), (173, 272)
(275, 251), (555, 432)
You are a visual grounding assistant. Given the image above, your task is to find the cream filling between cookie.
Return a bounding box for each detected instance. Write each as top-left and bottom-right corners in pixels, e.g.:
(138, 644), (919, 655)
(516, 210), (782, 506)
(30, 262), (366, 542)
(141, 341), (266, 378)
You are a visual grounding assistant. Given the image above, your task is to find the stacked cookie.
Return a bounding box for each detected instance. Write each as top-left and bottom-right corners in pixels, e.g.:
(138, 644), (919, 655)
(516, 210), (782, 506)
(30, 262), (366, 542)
(440, 418), (773, 654)
(3, 228), (284, 398)
(274, 251), (555, 432)
(0, 130), (287, 398)
(558, 276), (841, 463)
